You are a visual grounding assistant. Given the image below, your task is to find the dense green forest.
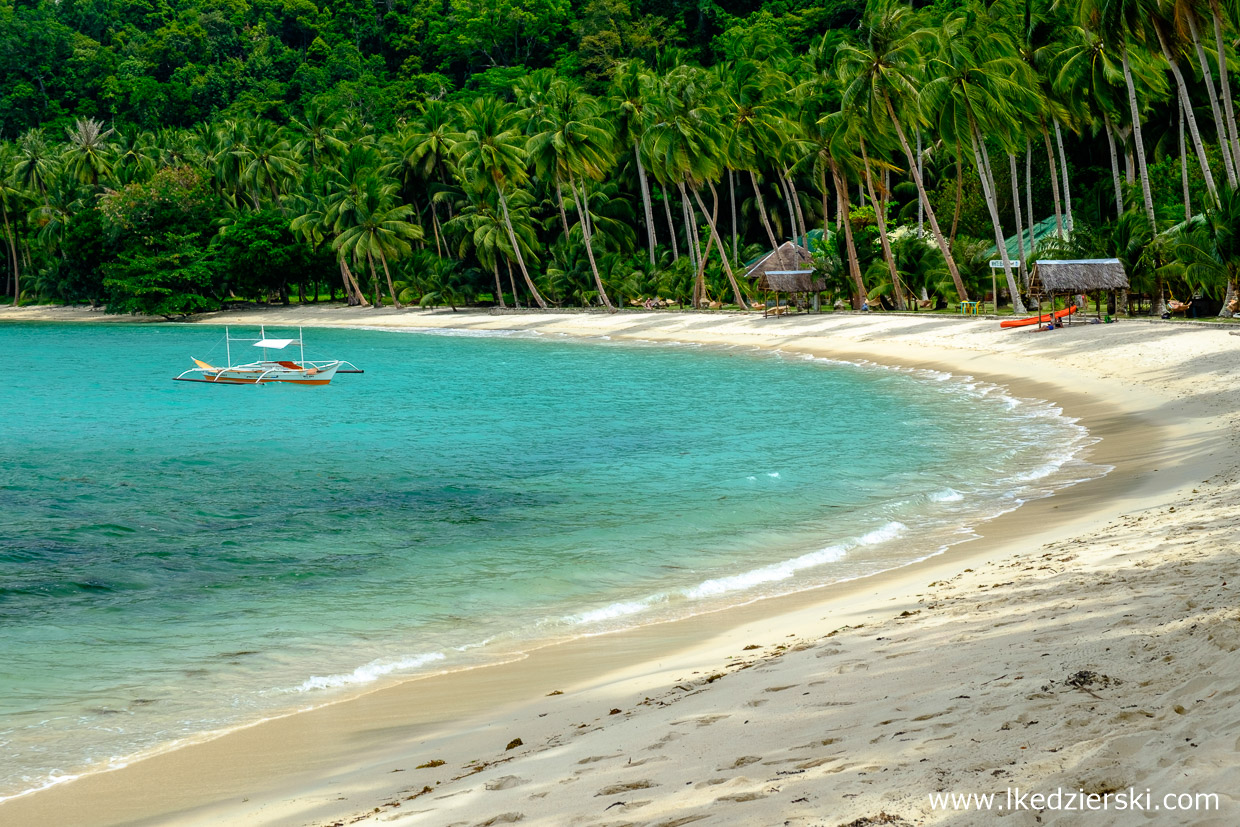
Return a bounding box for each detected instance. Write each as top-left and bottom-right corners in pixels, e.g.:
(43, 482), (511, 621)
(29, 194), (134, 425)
(1, 0), (1239, 317)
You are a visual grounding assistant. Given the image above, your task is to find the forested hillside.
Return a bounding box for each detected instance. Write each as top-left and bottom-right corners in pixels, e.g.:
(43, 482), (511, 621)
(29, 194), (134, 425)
(1, 0), (1237, 317)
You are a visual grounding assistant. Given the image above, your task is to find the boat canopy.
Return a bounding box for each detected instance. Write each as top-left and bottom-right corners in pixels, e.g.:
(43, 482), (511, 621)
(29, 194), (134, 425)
(253, 338), (296, 349)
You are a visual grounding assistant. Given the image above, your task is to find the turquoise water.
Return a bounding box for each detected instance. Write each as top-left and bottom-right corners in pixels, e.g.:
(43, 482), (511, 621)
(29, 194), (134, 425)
(0, 321), (1099, 798)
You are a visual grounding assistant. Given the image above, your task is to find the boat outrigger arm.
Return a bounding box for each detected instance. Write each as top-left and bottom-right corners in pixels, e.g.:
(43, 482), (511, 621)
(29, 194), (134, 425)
(173, 326), (363, 385)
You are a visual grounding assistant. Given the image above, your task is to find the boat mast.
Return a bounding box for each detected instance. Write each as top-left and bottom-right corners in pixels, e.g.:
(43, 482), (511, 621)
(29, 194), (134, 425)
(299, 327), (305, 365)
(226, 327), (232, 367)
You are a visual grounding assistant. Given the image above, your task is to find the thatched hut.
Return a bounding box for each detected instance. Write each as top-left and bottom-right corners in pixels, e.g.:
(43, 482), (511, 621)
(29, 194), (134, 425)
(1030, 259), (1129, 320)
(744, 241), (821, 291)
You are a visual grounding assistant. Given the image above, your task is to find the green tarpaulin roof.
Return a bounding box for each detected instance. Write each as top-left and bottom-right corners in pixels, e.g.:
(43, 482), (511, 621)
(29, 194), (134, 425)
(982, 216), (1066, 261)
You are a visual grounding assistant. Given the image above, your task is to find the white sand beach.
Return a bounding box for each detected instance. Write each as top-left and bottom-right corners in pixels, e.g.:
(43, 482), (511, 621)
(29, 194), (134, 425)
(2, 306), (1238, 826)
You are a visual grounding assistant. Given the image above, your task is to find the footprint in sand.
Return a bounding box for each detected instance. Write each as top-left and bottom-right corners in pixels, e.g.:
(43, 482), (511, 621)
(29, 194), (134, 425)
(577, 754), (622, 765)
(484, 776), (528, 791)
(596, 780), (659, 796)
(717, 791), (767, 802)
(719, 755), (762, 770)
(473, 813), (524, 826)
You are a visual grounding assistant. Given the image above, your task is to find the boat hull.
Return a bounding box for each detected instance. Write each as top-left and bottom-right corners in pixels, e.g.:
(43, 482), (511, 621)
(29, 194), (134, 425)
(174, 361), (342, 385)
(999, 305), (1078, 329)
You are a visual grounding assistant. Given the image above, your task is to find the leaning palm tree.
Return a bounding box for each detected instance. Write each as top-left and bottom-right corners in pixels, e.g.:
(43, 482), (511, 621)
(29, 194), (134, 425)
(644, 65), (749, 309)
(0, 147), (28, 305)
(838, 0), (969, 301)
(1175, 184), (1240, 315)
(1078, 0), (1162, 232)
(922, 16), (1039, 313)
(609, 60), (660, 265)
(454, 96), (548, 308)
(527, 80), (619, 310)
(332, 176), (424, 309)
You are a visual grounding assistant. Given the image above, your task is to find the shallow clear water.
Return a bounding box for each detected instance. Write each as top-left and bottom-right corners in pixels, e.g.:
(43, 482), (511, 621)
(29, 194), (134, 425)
(0, 321), (1100, 797)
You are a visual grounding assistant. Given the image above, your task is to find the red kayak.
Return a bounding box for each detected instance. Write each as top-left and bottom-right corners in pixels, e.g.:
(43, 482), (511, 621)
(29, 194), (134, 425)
(1000, 305), (1078, 329)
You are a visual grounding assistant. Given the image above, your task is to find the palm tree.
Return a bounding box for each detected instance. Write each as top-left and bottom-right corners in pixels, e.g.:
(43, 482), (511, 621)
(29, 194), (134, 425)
(332, 176), (424, 309)
(13, 129), (55, 201)
(290, 104), (348, 172)
(1078, 0), (1161, 232)
(236, 120), (300, 209)
(643, 65), (749, 308)
(526, 80), (618, 310)
(0, 147), (27, 305)
(390, 101), (462, 256)
(1175, 184), (1240, 315)
(609, 61), (660, 266)
(922, 14), (1039, 312)
(63, 118), (115, 187)
(838, 0), (969, 301)
(455, 96), (549, 308)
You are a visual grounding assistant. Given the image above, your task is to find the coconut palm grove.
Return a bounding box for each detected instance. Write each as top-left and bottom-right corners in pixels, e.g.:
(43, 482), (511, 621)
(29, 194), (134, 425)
(2, 0), (1239, 317)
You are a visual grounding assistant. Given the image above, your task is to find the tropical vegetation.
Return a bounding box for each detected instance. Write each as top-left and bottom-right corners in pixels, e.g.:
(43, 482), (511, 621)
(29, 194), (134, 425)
(2, 0), (1239, 317)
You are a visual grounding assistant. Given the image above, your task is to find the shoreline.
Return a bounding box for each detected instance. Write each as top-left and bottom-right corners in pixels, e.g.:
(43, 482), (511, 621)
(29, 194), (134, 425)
(3, 306), (1237, 826)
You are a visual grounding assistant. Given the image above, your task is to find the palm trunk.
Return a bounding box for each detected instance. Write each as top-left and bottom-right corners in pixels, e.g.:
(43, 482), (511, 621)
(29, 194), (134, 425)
(660, 184), (679, 261)
(1187, 12), (1237, 186)
(1053, 121), (1075, 232)
(694, 183), (749, 309)
(340, 256), (369, 306)
(883, 94), (968, 301)
(570, 173), (614, 311)
(1157, 25), (1220, 206)
(1103, 113), (1124, 218)
(429, 200), (443, 257)
(1152, 273), (1167, 318)
(860, 137), (903, 310)
(1041, 118), (1065, 237)
(498, 188), (547, 308)
(680, 188), (699, 279)
(635, 145), (657, 266)
(916, 127), (924, 238)
(2, 206), (18, 307)
(787, 169), (810, 256)
(1122, 46), (1159, 232)
(366, 252), (381, 307)
(555, 181), (572, 238)
(749, 170), (786, 268)
(1210, 0), (1240, 178)
(1218, 274), (1236, 317)
(1008, 152), (1027, 293)
(830, 160), (866, 309)
(777, 172), (798, 251)
(1026, 137), (1035, 302)
(492, 260), (506, 308)
(507, 258), (521, 308)
(1181, 100), (1192, 220)
(378, 250), (402, 309)
(970, 124), (1025, 313)
(950, 152), (963, 244)
(729, 168), (738, 260)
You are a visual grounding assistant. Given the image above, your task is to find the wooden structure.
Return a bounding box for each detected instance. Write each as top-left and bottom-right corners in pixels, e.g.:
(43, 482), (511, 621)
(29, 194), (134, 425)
(744, 241), (825, 316)
(1030, 259), (1129, 322)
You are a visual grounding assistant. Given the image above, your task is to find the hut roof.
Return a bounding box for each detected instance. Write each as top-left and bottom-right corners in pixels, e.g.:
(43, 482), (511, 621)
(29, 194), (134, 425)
(1032, 258), (1128, 293)
(744, 241), (824, 291)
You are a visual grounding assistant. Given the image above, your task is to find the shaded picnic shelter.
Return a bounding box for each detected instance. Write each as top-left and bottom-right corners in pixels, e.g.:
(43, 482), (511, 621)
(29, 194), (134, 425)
(1030, 258), (1129, 321)
(743, 239), (825, 315)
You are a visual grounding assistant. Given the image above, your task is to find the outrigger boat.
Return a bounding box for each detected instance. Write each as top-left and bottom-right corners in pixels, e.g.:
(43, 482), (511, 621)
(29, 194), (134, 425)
(173, 327), (363, 385)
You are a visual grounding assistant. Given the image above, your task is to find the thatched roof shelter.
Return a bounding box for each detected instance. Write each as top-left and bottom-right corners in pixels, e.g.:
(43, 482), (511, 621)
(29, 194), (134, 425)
(1032, 259), (1128, 293)
(744, 241), (823, 291)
